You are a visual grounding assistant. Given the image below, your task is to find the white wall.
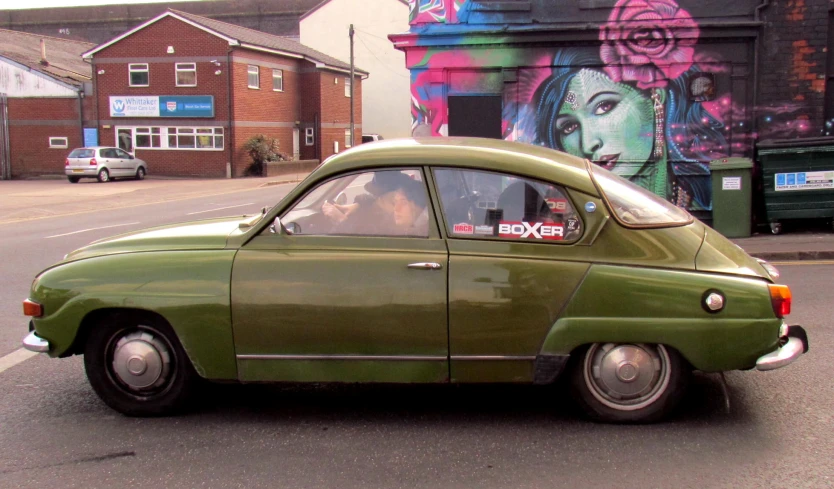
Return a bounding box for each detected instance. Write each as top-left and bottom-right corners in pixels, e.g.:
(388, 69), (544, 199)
(300, 0), (411, 139)
(0, 58), (78, 97)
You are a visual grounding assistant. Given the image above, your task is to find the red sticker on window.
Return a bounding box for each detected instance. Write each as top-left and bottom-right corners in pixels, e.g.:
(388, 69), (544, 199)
(498, 221), (564, 240)
(453, 223), (474, 234)
(545, 198), (569, 213)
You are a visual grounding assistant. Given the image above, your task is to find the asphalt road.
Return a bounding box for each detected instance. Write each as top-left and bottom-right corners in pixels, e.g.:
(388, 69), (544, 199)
(0, 185), (831, 488)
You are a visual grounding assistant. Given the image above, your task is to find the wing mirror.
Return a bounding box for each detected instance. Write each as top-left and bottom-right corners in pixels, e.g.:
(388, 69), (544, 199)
(270, 217), (301, 235)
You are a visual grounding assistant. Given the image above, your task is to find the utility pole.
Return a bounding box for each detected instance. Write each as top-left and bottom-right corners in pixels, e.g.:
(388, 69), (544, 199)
(349, 23), (355, 147)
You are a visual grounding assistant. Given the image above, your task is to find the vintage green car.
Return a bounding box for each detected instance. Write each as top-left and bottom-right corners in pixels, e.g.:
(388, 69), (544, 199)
(22, 137), (807, 423)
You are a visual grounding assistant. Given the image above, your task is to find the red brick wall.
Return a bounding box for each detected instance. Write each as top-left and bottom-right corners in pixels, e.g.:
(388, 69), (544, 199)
(8, 97), (82, 178)
(318, 72), (363, 160)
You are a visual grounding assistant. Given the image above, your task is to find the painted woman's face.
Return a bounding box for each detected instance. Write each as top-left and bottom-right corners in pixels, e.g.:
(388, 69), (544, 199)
(555, 69), (655, 177)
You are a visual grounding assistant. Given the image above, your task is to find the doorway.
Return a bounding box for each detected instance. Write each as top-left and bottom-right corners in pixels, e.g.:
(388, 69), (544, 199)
(448, 96), (503, 139)
(116, 128), (134, 154)
(292, 128), (300, 160)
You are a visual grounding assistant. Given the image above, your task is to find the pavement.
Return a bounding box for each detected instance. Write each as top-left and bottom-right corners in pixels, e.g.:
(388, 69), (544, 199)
(1, 174), (832, 262)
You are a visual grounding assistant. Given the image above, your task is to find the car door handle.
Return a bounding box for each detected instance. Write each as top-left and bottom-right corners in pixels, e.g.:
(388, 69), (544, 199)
(407, 262), (443, 270)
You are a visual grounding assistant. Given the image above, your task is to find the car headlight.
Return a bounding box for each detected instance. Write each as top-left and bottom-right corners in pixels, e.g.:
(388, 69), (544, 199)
(756, 258), (780, 280)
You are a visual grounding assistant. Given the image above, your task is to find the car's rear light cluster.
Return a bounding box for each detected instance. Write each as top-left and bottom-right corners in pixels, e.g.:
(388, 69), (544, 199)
(65, 158), (70, 167)
(23, 299), (43, 318)
(89, 158), (97, 166)
(768, 284), (792, 318)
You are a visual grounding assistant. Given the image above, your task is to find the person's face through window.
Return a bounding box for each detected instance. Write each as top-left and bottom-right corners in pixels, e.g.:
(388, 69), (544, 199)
(392, 189), (420, 228)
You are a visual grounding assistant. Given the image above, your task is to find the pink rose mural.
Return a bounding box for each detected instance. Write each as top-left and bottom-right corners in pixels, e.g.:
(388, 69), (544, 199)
(600, 0), (699, 89)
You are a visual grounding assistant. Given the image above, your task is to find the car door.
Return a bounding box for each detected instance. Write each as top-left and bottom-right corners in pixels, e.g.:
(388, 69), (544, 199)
(114, 148), (135, 176)
(432, 168), (591, 383)
(231, 168), (450, 383)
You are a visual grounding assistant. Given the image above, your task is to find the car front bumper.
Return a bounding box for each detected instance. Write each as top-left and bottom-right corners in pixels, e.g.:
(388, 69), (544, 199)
(756, 324), (808, 371)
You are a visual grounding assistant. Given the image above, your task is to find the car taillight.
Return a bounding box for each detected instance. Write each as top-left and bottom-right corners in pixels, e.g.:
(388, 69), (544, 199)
(90, 158), (97, 166)
(65, 158), (70, 167)
(768, 284), (792, 318)
(23, 299), (43, 317)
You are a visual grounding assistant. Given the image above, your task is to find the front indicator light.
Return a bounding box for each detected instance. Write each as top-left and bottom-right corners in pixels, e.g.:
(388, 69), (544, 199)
(768, 284), (792, 318)
(23, 299), (43, 317)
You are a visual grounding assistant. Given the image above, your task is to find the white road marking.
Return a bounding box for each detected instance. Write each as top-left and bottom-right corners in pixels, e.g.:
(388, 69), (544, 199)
(187, 203), (255, 215)
(45, 222), (141, 239)
(0, 348), (38, 374)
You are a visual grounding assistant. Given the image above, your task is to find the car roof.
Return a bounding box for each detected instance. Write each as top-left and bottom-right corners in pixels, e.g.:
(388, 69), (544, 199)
(71, 146), (116, 151)
(316, 137), (598, 196)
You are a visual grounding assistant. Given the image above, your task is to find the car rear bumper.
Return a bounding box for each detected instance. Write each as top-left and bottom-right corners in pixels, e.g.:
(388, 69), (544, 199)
(66, 168), (98, 176)
(22, 330), (50, 353)
(756, 324), (808, 371)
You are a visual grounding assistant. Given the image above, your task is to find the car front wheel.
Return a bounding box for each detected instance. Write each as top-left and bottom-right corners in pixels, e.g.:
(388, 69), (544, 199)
(97, 168), (110, 183)
(135, 167), (145, 180)
(570, 343), (689, 423)
(84, 313), (197, 416)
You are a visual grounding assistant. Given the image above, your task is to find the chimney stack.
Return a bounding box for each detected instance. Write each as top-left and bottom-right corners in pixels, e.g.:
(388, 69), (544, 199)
(40, 39), (49, 66)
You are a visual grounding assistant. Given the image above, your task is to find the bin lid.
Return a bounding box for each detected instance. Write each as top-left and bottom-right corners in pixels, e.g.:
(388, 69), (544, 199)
(709, 157), (753, 170)
(757, 136), (834, 154)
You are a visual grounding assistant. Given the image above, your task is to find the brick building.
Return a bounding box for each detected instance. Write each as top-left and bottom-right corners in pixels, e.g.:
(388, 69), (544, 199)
(390, 0), (834, 222)
(82, 9), (366, 178)
(0, 29), (94, 179)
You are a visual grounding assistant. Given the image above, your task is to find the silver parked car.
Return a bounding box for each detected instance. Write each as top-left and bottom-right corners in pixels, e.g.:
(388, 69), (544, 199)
(65, 147), (148, 183)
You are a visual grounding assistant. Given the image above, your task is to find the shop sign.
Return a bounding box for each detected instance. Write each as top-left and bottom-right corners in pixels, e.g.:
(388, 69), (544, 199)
(110, 96), (214, 117)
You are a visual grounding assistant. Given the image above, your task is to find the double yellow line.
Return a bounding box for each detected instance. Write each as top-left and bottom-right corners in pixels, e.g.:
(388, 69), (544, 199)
(771, 260), (834, 266)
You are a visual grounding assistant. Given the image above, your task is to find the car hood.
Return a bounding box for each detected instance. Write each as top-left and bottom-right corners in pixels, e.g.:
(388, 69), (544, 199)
(64, 214), (262, 261)
(694, 225), (773, 280)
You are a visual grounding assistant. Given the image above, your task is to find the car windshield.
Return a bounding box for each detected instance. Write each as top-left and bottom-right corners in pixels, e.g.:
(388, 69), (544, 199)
(69, 148), (95, 158)
(590, 164), (692, 226)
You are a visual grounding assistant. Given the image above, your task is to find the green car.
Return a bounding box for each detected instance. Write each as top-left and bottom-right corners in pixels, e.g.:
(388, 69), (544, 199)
(22, 138), (808, 423)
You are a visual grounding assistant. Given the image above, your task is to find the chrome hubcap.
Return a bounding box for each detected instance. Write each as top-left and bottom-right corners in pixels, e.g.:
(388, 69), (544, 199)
(111, 331), (171, 391)
(584, 343), (670, 411)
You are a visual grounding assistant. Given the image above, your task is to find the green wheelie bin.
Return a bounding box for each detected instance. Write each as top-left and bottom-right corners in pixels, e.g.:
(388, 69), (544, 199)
(709, 157), (753, 238)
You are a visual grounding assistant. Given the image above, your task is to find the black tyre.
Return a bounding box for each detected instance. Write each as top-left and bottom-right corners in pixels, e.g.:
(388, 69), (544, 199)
(97, 168), (110, 183)
(67, 176), (80, 183)
(135, 167), (146, 180)
(84, 312), (197, 416)
(570, 343), (690, 423)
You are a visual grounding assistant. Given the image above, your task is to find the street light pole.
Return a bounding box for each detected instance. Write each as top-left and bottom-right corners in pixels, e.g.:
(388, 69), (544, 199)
(349, 23), (355, 147)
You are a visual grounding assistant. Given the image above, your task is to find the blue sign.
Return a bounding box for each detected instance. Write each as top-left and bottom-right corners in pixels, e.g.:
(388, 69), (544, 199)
(787, 174), (796, 186)
(83, 127), (98, 147)
(797, 172), (807, 185)
(159, 96), (214, 118)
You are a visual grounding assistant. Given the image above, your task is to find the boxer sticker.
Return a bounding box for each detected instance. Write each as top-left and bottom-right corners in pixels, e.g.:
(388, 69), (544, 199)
(498, 221), (564, 240)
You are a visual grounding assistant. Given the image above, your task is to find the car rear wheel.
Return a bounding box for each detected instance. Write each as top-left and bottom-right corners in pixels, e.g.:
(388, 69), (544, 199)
(570, 343), (689, 423)
(84, 313), (197, 416)
(135, 167), (146, 180)
(97, 168), (110, 183)
(67, 176), (80, 183)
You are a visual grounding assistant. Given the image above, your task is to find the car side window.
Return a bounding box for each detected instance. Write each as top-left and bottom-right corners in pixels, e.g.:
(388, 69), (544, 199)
(280, 169), (430, 238)
(433, 168), (583, 242)
(115, 149), (130, 159)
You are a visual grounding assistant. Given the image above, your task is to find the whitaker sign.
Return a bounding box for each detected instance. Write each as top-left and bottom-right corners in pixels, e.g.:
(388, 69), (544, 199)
(109, 96), (214, 117)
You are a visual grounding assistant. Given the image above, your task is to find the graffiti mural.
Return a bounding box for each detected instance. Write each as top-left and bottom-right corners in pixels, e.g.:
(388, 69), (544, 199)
(401, 0), (764, 212)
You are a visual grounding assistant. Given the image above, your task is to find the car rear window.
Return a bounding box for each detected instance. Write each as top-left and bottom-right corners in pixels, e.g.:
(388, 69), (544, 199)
(68, 148), (95, 158)
(590, 164), (693, 227)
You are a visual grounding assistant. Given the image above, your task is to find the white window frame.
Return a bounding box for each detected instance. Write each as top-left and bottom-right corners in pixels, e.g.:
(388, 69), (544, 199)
(272, 69), (283, 91)
(344, 76), (351, 97)
(344, 129), (352, 148)
(135, 127), (162, 148)
(248, 65), (260, 89)
(49, 137), (68, 149)
(175, 62), (197, 87)
(128, 63), (149, 87)
(305, 127), (314, 146)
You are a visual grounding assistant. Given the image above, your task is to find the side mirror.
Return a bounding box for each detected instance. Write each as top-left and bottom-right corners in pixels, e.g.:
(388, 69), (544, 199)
(334, 191), (348, 206)
(270, 217), (300, 235)
(128, 154), (134, 160)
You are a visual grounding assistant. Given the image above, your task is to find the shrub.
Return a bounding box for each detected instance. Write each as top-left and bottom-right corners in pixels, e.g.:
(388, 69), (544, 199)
(242, 134), (288, 176)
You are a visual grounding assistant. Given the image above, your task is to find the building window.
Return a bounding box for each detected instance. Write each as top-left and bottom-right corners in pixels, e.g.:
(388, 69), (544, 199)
(272, 69), (283, 91)
(49, 137), (68, 148)
(344, 129), (352, 148)
(305, 127), (314, 146)
(345, 76), (351, 97)
(248, 65), (260, 89)
(176, 63), (197, 87)
(135, 127), (161, 148)
(129, 63), (148, 87)
(166, 127), (224, 150)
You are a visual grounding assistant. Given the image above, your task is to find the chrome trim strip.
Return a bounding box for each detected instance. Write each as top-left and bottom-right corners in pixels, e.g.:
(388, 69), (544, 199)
(451, 355), (536, 361)
(22, 331), (50, 353)
(237, 354), (447, 361)
(756, 337), (804, 371)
